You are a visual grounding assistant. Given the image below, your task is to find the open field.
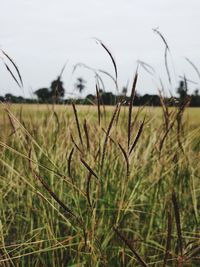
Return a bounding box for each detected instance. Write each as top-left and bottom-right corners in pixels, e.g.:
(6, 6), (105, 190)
(0, 103), (200, 266)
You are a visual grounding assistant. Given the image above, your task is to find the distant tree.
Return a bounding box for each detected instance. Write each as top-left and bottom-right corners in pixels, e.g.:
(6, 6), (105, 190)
(4, 93), (13, 102)
(191, 89), (200, 107)
(194, 89), (199, 97)
(75, 77), (86, 94)
(50, 76), (65, 103)
(98, 89), (103, 97)
(133, 93), (140, 106)
(101, 92), (115, 105)
(86, 94), (95, 104)
(4, 93), (26, 103)
(122, 86), (128, 96)
(177, 80), (188, 104)
(34, 88), (50, 103)
(34, 76), (65, 103)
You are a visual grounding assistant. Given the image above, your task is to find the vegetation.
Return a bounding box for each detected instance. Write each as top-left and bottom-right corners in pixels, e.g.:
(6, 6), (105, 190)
(0, 80), (200, 266)
(34, 76), (65, 103)
(75, 77), (87, 94)
(0, 37), (200, 266)
(1, 78), (200, 106)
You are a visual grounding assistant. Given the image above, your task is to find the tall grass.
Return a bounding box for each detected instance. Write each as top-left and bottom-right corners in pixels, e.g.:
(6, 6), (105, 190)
(0, 45), (200, 266)
(0, 95), (199, 266)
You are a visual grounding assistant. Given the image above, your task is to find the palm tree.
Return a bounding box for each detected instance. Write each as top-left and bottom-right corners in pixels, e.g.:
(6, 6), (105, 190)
(75, 77), (86, 94)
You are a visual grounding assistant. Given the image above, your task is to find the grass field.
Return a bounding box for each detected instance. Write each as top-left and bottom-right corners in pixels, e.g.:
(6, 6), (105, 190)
(0, 102), (200, 266)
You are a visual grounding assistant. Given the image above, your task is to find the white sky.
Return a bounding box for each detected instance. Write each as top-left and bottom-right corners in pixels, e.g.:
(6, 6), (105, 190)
(0, 0), (200, 98)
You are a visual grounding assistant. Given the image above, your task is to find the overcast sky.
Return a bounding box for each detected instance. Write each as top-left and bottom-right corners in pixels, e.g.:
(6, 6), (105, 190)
(0, 0), (200, 98)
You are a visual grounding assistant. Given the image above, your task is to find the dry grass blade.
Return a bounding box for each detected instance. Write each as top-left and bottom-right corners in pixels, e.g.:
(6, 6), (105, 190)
(153, 28), (169, 50)
(129, 116), (145, 155)
(102, 127), (116, 144)
(98, 69), (118, 91)
(95, 72), (106, 93)
(159, 116), (177, 154)
(153, 28), (171, 85)
(86, 172), (93, 208)
(176, 113), (184, 155)
(83, 119), (90, 152)
(28, 149), (77, 219)
(130, 106), (144, 131)
(115, 103), (122, 126)
(159, 90), (169, 131)
(6, 111), (18, 136)
(95, 38), (118, 80)
(118, 142), (129, 178)
(185, 57), (200, 81)
(137, 60), (155, 75)
(96, 85), (101, 126)
(94, 144), (101, 162)
(101, 103), (120, 170)
(70, 133), (83, 154)
(3, 61), (22, 88)
(158, 133), (168, 155)
(68, 147), (74, 179)
(72, 103), (83, 147)
(59, 61), (68, 78)
(176, 94), (190, 154)
(164, 47), (171, 85)
(1, 49), (23, 87)
(80, 158), (99, 180)
(19, 105), (23, 123)
(113, 227), (149, 267)
(163, 210), (172, 267)
(172, 191), (183, 258)
(53, 111), (60, 133)
(128, 72), (138, 149)
(95, 75), (106, 119)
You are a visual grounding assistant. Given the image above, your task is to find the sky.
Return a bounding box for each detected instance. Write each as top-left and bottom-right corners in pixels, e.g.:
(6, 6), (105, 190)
(0, 0), (200, 98)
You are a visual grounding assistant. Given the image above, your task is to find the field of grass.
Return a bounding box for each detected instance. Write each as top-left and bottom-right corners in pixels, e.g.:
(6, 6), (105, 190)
(0, 101), (200, 266)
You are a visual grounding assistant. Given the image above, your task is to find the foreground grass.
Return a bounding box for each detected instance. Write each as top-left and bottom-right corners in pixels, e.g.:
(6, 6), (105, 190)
(0, 103), (200, 266)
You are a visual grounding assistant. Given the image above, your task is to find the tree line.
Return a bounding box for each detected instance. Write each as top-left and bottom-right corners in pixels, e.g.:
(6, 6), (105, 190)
(1, 77), (200, 107)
